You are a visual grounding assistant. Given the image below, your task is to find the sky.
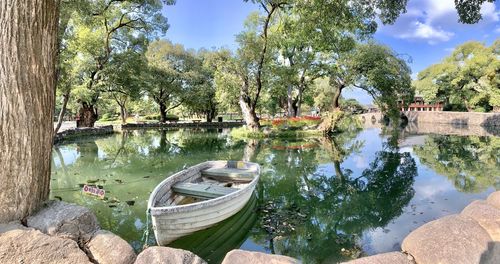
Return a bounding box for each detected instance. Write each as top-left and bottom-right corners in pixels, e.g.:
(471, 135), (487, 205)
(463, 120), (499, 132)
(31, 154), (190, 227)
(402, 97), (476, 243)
(162, 0), (500, 104)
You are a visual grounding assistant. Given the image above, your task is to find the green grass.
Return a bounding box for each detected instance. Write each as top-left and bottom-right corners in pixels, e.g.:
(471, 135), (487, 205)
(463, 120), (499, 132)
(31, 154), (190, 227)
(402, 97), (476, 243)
(230, 126), (323, 140)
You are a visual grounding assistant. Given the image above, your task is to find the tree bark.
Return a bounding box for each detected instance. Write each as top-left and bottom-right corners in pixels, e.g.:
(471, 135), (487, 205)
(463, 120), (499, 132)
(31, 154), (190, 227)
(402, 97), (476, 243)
(77, 102), (98, 127)
(332, 85), (344, 109)
(287, 85), (294, 117)
(240, 98), (260, 131)
(119, 103), (128, 124)
(54, 90), (70, 133)
(240, 80), (260, 131)
(206, 110), (215, 123)
(159, 101), (167, 123)
(0, 0), (59, 223)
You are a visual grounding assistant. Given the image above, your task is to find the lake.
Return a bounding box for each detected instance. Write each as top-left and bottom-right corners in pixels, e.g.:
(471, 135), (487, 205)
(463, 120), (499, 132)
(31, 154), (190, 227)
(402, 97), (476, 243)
(50, 126), (500, 263)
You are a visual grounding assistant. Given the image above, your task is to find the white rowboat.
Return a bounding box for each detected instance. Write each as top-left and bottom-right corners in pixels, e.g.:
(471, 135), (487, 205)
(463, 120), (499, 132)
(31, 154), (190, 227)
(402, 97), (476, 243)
(147, 160), (260, 245)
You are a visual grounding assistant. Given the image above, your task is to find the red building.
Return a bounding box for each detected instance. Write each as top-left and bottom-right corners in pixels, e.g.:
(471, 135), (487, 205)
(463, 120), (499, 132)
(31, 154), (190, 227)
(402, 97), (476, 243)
(399, 96), (444, 112)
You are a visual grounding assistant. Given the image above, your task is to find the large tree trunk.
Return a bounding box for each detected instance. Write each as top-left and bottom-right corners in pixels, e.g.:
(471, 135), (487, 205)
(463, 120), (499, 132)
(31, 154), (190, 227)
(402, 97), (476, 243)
(159, 101), (167, 123)
(0, 0), (59, 223)
(238, 4), (279, 130)
(240, 99), (260, 131)
(239, 79), (260, 131)
(119, 103), (128, 124)
(54, 90), (70, 133)
(287, 85), (294, 117)
(332, 85), (344, 109)
(296, 85), (303, 117)
(206, 109), (216, 123)
(77, 102), (98, 127)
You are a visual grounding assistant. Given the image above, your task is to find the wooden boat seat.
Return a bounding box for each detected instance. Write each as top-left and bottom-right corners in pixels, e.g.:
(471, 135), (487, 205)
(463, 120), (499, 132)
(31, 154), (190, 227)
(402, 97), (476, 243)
(201, 167), (255, 182)
(172, 182), (239, 200)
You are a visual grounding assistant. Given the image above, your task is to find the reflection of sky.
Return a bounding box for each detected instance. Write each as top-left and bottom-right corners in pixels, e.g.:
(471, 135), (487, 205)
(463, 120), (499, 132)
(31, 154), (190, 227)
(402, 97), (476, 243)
(52, 144), (80, 167)
(51, 128), (499, 260)
(358, 131), (495, 255)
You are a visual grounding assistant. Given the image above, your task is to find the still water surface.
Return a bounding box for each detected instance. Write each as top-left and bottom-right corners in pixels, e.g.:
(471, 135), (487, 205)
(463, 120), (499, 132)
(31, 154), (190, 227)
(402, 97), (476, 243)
(50, 127), (500, 263)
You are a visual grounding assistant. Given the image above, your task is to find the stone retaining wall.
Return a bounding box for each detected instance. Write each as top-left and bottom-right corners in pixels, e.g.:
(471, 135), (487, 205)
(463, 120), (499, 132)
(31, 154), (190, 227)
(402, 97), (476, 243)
(404, 111), (500, 127)
(121, 121), (245, 129)
(54, 125), (115, 144)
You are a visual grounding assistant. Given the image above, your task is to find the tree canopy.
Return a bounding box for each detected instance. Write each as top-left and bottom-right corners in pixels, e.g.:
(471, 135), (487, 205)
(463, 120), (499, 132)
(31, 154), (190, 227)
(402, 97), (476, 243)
(414, 40), (500, 112)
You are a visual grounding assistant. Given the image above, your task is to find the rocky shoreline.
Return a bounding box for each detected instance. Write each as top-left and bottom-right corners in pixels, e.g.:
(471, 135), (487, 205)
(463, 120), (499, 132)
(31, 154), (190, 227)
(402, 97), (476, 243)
(342, 190), (500, 264)
(0, 200), (298, 264)
(2, 191), (500, 263)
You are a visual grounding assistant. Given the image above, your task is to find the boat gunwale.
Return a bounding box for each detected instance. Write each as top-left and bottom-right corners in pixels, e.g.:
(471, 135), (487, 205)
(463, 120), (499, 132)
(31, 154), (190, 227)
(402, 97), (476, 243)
(148, 160), (260, 215)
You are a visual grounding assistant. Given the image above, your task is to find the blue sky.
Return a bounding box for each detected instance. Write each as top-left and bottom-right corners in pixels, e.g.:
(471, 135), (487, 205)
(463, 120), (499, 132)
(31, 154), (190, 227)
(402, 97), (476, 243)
(162, 0), (499, 104)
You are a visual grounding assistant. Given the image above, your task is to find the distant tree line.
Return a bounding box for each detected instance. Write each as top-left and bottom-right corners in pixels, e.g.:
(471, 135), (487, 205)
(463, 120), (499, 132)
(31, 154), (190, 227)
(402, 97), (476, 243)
(414, 40), (499, 112)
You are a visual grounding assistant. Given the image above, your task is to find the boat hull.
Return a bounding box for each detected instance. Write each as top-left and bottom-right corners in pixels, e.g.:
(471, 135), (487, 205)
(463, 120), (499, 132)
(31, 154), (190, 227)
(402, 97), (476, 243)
(148, 161), (260, 245)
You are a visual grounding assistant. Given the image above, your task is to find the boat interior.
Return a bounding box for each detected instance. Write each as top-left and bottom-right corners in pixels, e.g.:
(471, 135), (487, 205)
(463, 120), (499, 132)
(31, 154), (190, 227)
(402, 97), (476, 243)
(170, 161), (257, 206)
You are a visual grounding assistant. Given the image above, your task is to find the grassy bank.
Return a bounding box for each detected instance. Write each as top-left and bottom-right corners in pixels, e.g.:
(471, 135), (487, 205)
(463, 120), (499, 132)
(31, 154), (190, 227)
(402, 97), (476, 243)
(230, 126), (323, 139)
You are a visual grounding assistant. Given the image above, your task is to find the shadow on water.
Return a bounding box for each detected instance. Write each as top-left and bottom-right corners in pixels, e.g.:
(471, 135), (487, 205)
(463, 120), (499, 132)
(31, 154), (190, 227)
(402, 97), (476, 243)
(168, 194), (258, 264)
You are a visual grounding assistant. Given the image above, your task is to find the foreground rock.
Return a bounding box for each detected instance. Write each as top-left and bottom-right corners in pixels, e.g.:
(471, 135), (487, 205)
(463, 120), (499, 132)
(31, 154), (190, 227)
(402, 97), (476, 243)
(135, 246), (206, 264)
(27, 200), (100, 242)
(402, 214), (491, 264)
(221, 249), (298, 264)
(487, 191), (500, 209)
(341, 252), (414, 264)
(88, 230), (136, 264)
(461, 200), (500, 241)
(0, 229), (91, 264)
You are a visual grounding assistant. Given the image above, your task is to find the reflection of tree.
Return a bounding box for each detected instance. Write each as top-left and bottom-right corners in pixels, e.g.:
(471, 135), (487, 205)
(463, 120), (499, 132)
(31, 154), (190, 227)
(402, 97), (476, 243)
(252, 128), (417, 263)
(243, 139), (259, 162)
(414, 135), (500, 193)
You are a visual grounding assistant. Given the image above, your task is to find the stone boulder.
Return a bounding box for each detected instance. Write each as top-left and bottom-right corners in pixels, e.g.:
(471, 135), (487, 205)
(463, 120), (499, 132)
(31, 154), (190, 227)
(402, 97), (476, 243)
(461, 200), (500, 241)
(0, 229), (91, 264)
(135, 246), (206, 264)
(0, 221), (27, 234)
(487, 191), (500, 209)
(402, 214), (492, 264)
(221, 249), (298, 264)
(27, 200), (100, 242)
(340, 252), (415, 264)
(87, 230), (136, 264)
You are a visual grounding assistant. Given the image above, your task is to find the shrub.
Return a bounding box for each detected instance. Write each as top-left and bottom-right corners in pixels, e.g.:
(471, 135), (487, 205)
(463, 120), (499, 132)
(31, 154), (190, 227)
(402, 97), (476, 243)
(98, 113), (118, 122)
(144, 114), (161, 120)
(144, 114), (179, 122)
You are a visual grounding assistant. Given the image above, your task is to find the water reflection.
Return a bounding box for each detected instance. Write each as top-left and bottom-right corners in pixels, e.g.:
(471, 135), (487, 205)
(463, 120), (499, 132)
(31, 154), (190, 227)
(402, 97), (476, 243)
(414, 135), (500, 193)
(50, 127), (499, 263)
(249, 129), (417, 263)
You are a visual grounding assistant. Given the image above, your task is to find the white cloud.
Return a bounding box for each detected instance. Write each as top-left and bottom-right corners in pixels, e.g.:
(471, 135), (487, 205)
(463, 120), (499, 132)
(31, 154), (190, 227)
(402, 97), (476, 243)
(495, 27), (500, 34)
(398, 21), (454, 44)
(378, 0), (500, 44)
(481, 2), (500, 22)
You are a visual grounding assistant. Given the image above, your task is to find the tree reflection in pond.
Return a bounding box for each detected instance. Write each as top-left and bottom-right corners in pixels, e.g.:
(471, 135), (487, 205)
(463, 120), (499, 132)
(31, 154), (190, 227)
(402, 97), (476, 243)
(414, 135), (500, 193)
(250, 129), (417, 263)
(50, 128), (500, 263)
